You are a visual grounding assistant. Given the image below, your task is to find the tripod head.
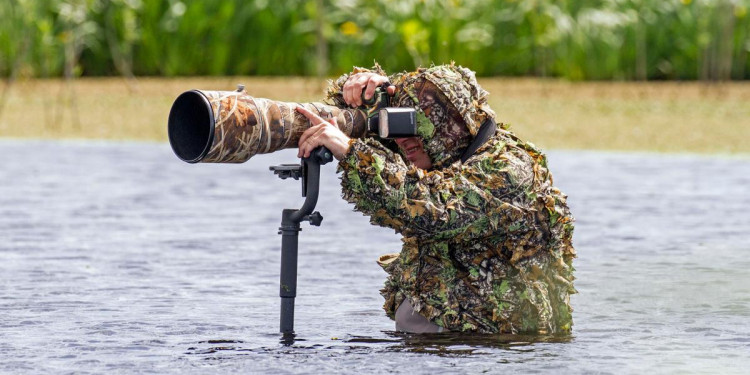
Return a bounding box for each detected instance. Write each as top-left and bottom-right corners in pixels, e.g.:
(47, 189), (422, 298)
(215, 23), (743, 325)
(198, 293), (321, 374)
(271, 147), (333, 201)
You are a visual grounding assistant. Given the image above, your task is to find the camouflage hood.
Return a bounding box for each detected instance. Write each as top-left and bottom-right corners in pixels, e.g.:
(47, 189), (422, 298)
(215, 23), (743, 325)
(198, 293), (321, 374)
(389, 64), (496, 169)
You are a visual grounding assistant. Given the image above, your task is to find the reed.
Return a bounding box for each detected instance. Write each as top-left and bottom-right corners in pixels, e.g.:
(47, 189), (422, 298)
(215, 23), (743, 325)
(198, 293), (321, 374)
(1, 0), (749, 81)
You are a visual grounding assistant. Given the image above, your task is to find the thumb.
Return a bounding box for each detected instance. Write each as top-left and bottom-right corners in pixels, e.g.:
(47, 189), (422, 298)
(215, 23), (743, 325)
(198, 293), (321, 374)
(387, 85), (396, 96)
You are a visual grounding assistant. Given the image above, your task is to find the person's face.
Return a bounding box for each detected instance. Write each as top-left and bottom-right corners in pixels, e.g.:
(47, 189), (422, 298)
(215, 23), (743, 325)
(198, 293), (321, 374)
(394, 137), (432, 170)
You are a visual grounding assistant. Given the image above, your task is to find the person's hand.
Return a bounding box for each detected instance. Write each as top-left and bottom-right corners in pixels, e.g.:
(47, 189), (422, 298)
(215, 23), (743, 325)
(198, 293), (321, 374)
(343, 72), (396, 107)
(296, 106), (352, 160)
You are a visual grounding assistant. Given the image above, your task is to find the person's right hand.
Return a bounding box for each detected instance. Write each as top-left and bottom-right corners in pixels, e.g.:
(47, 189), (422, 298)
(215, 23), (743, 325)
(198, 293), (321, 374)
(343, 72), (396, 107)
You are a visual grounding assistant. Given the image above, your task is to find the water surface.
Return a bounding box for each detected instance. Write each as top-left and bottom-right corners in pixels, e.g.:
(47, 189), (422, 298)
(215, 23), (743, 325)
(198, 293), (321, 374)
(1, 140), (748, 374)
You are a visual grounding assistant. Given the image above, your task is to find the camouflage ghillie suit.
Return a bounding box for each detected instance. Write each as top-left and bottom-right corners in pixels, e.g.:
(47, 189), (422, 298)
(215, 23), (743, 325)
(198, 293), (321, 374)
(326, 64), (576, 334)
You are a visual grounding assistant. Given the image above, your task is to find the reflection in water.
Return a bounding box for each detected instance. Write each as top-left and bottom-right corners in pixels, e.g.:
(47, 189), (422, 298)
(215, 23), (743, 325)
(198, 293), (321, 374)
(386, 331), (571, 353)
(185, 331), (572, 360)
(186, 340), (247, 355)
(353, 331), (572, 356)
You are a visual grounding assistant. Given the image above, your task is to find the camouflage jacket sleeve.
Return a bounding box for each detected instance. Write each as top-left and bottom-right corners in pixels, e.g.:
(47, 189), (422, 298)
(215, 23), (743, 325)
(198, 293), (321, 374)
(337, 134), (547, 244)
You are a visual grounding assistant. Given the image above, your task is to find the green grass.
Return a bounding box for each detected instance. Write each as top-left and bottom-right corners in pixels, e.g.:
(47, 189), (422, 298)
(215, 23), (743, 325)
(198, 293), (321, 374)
(1, 77), (748, 155)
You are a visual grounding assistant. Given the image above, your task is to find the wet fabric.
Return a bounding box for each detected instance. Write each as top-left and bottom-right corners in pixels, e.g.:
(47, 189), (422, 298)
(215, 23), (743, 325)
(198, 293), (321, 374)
(395, 299), (443, 333)
(326, 64), (576, 334)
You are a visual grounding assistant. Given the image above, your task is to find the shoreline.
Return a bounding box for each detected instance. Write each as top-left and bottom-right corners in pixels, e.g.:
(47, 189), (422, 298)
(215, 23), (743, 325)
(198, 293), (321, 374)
(1, 77), (748, 154)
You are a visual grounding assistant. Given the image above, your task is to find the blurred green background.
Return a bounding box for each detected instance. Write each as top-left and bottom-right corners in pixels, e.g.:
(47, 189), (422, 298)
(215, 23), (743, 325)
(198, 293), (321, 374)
(2, 0), (749, 81)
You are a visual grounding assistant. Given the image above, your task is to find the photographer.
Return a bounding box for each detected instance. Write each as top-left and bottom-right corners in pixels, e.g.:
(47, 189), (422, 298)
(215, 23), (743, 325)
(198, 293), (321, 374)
(296, 64), (576, 334)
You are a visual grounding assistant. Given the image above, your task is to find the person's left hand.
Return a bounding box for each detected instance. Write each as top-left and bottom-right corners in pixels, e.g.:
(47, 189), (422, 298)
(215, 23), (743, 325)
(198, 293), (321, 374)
(296, 106), (351, 160)
(343, 72), (395, 107)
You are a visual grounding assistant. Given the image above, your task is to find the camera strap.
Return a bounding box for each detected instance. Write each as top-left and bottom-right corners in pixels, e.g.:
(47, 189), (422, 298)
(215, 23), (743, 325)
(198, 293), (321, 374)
(460, 118), (497, 163)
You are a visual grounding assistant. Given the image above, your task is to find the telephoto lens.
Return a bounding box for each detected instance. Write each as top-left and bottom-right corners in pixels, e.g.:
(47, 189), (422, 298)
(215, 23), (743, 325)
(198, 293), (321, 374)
(168, 88), (369, 163)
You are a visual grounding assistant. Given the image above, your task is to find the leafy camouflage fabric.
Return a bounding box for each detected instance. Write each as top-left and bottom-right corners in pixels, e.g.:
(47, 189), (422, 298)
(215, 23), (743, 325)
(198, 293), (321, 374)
(188, 90), (367, 163)
(326, 64), (576, 334)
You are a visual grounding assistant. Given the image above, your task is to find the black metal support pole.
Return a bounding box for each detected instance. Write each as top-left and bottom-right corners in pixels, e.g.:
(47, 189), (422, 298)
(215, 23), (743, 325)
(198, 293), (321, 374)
(279, 209), (300, 335)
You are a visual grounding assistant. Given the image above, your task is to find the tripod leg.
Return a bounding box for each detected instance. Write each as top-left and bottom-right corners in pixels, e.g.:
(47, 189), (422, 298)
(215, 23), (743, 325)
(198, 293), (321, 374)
(279, 209), (299, 335)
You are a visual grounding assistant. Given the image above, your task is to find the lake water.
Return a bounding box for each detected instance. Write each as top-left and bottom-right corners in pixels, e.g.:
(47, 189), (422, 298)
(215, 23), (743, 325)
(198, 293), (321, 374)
(1, 140), (748, 374)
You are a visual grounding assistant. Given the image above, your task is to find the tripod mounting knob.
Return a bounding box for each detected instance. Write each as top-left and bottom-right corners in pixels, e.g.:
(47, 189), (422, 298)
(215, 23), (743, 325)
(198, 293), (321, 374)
(305, 211), (323, 226)
(310, 147), (334, 165)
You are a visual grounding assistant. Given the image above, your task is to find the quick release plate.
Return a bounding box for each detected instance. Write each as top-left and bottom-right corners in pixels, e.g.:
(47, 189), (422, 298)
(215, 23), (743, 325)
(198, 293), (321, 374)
(270, 164), (303, 180)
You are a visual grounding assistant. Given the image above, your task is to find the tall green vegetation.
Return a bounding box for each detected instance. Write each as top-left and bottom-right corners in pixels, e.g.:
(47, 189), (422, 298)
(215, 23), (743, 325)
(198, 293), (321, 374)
(1, 0), (748, 80)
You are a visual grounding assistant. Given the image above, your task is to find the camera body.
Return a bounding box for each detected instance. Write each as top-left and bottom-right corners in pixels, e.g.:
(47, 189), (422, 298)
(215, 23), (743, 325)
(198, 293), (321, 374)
(369, 108), (417, 139)
(363, 84), (417, 139)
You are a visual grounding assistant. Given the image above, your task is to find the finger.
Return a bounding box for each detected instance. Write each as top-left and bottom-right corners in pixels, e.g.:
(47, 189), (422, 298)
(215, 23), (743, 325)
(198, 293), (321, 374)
(299, 137), (312, 158)
(298, 118), (334, 146)
(299, 130), (322, 158)
(297, 113), (327, 147)
(298, 123), (326, 150)
(296, 105), (316, 122)
(299, 139), (313, 158)
(354, 75), (370, 107)
(307, 125), (329, 147)
(345, 81), (357, 107)
(302, 125), (337, 157)
(295, 105), (327, 125)
(298, 128), (315, 157)
(298, 128), (312, 156)
(343, 79), (353, 106)
(327, 117), (337, 127)
(351, 75), (368, 107)
(302, 133), (325, 158)
(387, 85), (396, 96)
(344, 73), (360, 89)
(347, 75), (362, 107)
(296, 106), (334, 135)
(296, 116), (320, 150)
(364, 78), (380, 102)
(344, 74), (364, 106)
